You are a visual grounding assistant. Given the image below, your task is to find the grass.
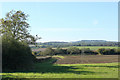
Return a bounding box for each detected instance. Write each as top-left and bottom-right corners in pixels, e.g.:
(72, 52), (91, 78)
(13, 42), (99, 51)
(1, 58), (119, 78)
(52, 55), (64, 59)
(63, 46), (118, 50)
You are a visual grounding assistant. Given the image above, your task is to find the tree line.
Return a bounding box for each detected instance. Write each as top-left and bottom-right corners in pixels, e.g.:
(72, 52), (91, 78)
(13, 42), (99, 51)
(33, 40), (118, 48)
(33, 47), (119, 56)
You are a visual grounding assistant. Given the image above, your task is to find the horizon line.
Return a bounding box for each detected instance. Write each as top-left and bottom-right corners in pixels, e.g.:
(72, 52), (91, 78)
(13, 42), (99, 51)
(36, 40), (118, 43)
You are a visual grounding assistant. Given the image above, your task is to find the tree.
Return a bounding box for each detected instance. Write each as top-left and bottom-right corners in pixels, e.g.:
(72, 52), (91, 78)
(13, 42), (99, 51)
(67, 47), (81, 55)
(0, 10), (40, 44)
(54, 47), (65, 55)
(2, 37), (36, 71)
(97, 48), (105, 55)
(43, 47), (54, 56)
(0, 10), (40, 71)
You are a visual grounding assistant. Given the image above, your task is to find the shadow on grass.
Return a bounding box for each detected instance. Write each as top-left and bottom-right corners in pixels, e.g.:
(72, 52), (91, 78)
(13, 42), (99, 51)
(2, 75), (15, 78)
(3, 58), (96, 75)
(83, 65), (119, 68)
(2, 58), (118, 79)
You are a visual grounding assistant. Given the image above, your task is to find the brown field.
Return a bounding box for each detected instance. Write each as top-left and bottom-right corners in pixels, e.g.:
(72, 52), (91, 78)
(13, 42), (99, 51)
(32, 48), (46, 52)
(54, 55), (119, 64)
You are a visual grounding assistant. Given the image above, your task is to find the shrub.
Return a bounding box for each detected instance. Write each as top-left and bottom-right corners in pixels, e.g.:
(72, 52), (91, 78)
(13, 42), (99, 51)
(97, 48), (105, 55)
(67, 47), (81, 55)
(42, 47), (54, 56)
(103, 49), (116, 55)
(97, 48), (117, 55)
(81, 48), (90, 53)
(2, 37), (36, 72)
(54, 48), (66, 55)
(37, 51), (45, 56)
(115, 48), (120, 55)
(80, 48), (97, 55)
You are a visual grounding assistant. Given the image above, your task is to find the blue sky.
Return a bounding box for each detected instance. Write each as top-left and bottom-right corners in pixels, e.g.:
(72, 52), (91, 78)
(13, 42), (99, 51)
(0, 2), (118, 42)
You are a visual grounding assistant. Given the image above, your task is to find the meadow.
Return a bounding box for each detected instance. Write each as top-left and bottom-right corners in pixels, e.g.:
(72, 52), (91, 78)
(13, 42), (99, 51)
(1, 55), (119, 78)
(63, 46), (118, 50)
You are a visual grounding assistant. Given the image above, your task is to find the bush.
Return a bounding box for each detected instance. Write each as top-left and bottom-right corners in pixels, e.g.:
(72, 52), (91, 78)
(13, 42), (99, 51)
(54, 48), (66, 55)
(67, 47), (81, 55)
(2, 37), (36, 72)
(81, 48), (90, 54)
(103, 49), (115, 55)
(42, 47), (55, 56)
(97, 48), (105, 55)
(37, 51), (45, 56)
(97, 48), (117, 55)
(114, 48), (120, 55)
(80, 48), (97, 55)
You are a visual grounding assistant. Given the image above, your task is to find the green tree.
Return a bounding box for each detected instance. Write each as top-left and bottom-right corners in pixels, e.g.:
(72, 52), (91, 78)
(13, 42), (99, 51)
(81, 48), (91, 54)
(0, 10), (40, 71)
(54, 47), (65, 55)
(2, 37), (36, 71)
(0, 10), (40, 44)
(43, 47), (54, 56)
(67, 47), (80, 55)
(97, 48), (105, 55)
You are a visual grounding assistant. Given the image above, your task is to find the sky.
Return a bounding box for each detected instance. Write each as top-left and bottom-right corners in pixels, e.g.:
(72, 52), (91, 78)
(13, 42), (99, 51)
(0, 2), (118, 42)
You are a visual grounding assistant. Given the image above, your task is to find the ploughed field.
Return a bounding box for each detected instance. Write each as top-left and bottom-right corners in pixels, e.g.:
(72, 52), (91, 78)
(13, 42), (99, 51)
(1, 55), (119, 78)
(54, 55), (119, 64)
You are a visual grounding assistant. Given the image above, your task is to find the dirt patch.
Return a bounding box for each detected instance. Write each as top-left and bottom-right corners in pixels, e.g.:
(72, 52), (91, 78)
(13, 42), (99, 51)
(54, 55), (119, 64)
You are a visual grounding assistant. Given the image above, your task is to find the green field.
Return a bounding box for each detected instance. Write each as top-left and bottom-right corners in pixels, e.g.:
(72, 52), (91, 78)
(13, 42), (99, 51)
(1, 58), (119, 78)
(63, 46), (118, 50)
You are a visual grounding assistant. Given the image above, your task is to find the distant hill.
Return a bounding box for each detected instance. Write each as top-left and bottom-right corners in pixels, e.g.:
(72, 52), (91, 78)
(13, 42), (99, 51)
(79, 40), (107, 42)
(32, 40), (118, 48)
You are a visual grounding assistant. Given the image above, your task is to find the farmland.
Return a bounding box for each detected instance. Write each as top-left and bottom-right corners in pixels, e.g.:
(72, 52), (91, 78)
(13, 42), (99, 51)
(1, 6), (119, 80)
(54, 55), (118, 64)
(1, 55), (119, 78)
(32, 46), (118, 53)
(62, 46), (118, 50)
